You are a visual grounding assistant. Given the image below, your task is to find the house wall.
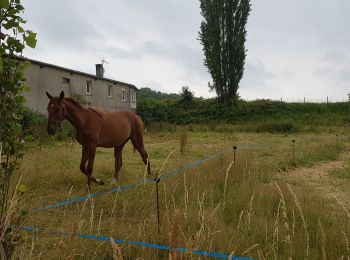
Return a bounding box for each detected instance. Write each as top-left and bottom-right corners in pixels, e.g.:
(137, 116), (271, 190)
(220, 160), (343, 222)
(23, 62), (137, 115)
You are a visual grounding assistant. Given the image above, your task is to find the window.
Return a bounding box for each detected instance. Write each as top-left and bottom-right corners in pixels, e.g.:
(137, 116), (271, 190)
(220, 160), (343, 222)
(107, 85), (113, 98)
(86, 80), (92, 95)
(62, 77), (70, 84)
(131, 91), (135, 102)
(121, 89), (126, 101)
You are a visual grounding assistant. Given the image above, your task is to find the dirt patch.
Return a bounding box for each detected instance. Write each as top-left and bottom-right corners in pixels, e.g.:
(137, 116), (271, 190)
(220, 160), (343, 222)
(280, 150), (350, 208)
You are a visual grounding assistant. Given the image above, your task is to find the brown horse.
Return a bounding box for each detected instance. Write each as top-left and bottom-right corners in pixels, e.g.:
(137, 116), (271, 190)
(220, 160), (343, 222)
(46, 91), (151, 189)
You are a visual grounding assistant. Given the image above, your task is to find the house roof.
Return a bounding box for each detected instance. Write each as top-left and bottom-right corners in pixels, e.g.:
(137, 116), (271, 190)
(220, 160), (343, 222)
(18, 56), (138, 90)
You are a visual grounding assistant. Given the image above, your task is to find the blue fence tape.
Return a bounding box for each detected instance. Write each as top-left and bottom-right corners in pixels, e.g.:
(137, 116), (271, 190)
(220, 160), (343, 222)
(22, 137), (324, 258)
(32, 147), (234, 212)
(21, 137), (326, 259)
(31, 142), (278, 213)
(19, 226), (253, 260)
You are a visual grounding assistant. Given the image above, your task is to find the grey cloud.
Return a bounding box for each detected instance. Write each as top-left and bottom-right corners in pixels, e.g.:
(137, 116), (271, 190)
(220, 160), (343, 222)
(314, 67), (332, 77)
(314, 49), (350, 83)
(241, 62), (275, 88)
(336, 69), (350, 82)
(314, 67), (350, 83)
(104, 40), (205, 78)
(142, 42), (205, 78)
(104, 46), (139, 60)
(22, 0), (99, 50)
(324, 50), (348, 64)
(249, 0), (350, 47)
(283, 70), (295, 79)
(142, 80), (167, 92)
(19, 0), (350, 99)
(125, 0), (201, 36)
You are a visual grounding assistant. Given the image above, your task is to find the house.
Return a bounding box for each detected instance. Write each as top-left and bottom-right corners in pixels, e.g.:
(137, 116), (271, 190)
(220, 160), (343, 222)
(22, 57), (137, 115)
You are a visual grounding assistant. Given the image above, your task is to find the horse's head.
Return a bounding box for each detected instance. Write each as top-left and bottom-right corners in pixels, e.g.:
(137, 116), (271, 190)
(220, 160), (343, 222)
(46, 91), (66, 135)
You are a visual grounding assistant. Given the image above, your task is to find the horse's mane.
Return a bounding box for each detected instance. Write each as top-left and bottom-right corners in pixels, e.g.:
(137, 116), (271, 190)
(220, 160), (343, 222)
(88, 107), (107, 119)
(64, 97), (107, 119)
(64, 97), (84, 109)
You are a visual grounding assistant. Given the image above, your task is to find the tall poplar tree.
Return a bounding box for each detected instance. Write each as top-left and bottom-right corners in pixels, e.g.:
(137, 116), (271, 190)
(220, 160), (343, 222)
(199, 0), (251, 102)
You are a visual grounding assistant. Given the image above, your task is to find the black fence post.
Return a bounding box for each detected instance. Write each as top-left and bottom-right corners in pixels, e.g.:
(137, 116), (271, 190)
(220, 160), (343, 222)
(292, 139), (296, 165)
(154, 174), (161, 234)
(233, 146), (237, 165)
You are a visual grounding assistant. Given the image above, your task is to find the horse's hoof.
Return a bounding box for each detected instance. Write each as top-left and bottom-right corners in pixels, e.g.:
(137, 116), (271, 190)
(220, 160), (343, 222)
(110, 178), (119, 185)
(96, 179), (104, 185)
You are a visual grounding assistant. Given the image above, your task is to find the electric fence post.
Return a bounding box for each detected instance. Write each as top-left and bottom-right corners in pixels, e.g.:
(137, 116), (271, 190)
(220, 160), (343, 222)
(154, 174), (161, 234)
(233, 146), (237, 165)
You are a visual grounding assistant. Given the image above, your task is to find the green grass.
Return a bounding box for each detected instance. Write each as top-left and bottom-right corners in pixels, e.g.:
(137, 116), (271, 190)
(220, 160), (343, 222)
(329, 163), (350, 180)
(12, 129), (350, 259)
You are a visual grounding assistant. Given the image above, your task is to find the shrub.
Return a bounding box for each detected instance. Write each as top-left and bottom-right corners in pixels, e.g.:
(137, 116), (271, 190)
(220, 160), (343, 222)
(255, 121), (299, 133)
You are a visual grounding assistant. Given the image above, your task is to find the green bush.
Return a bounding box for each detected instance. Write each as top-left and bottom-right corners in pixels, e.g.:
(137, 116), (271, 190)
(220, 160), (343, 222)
(20, 109), (75, 142)
(255, 121), (299, 133)
(55, 121), (75, 141)
(137, 97), (350, 131)
(20, 109), (47, 141)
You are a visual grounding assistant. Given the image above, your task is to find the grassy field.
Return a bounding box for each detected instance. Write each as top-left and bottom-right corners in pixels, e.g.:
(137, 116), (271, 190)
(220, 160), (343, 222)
(13, 128), (350, 259)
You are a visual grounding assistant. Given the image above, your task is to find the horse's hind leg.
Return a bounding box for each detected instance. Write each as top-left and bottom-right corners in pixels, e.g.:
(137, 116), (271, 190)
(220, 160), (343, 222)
(131, 140), (151, 175)
(113, 145), (124, 182)
(141, 148), (151, 175)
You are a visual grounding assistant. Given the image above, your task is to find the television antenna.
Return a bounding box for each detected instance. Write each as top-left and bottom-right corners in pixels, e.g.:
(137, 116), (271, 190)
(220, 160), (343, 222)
(102, 58), (109, 66)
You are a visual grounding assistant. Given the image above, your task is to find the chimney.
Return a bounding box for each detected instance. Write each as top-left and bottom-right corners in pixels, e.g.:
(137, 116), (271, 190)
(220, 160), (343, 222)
(95, 64), (104, 77)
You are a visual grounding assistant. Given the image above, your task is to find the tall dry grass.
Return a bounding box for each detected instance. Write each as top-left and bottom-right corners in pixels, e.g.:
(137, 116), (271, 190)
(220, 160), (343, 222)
(179, 130), (188, 156)
(11, 130), (350, 259)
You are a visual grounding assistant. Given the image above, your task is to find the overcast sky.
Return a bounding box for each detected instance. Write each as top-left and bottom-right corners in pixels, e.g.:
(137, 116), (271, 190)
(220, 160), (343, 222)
(21, 0), (350, 101)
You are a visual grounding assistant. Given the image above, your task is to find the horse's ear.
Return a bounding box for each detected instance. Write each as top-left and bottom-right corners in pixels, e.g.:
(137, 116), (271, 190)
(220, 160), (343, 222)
(46, 91), (53, 100)
(59, 91), (65, 100)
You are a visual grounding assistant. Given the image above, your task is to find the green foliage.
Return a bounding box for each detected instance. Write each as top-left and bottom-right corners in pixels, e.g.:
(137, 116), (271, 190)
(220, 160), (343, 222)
(20, 109), (47, 141)
(0, 0), (10, 9)
(17, 184), (25, 193)
(20, 109), (75, 142)
(199, 0), (251, 101)
(0, 0), (36, 257)
(24, 31), (36, 48)
(137, 99), (170, 126)
(137, 87), (180, 103)
(255, 121), (298, 133)
(55, 121), (75, 141)
(137, 96), (350, 131)
(21, 108), (46, 128)
(179, 86), (194, 106)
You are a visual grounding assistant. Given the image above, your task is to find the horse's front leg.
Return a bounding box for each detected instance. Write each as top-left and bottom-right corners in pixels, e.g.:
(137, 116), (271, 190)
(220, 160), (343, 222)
(113, 145), (124, 183)
(86, 144), (104, 190)
(80, 146), (88, 175)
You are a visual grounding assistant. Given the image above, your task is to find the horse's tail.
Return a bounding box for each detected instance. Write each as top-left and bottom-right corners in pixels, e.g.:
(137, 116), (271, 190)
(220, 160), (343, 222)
(131, 114), (145, 152)
(131, 114), (151, 175)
